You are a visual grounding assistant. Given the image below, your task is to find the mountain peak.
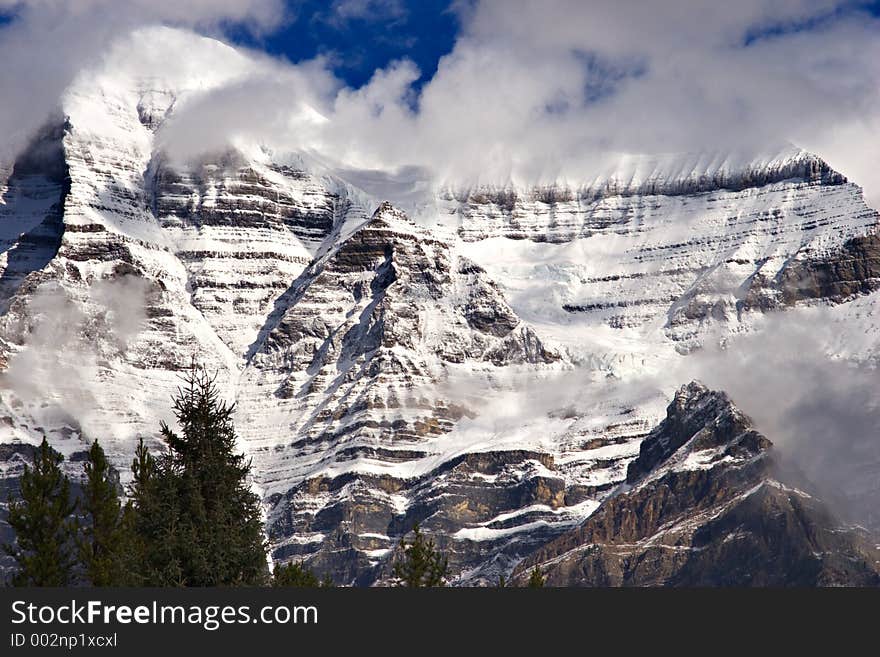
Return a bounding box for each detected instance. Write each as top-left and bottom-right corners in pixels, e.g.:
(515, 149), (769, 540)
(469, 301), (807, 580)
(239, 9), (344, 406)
(513, 381), (880, 587)
(368, 200), (415, 229)
(626, 381), (766, 485)
(374, 200), (397, 215)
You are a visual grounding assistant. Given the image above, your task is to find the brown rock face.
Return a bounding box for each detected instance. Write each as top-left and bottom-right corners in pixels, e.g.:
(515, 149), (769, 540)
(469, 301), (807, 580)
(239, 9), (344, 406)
(513, 382), (880, 587)
(777, 234), (880, 304)
(743, 233), (880, 310)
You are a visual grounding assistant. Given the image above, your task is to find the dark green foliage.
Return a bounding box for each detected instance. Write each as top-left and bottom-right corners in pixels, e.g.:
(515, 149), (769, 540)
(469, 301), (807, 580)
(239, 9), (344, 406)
(127, 366), (269, 586)
(126, 436), (189, 585)
(496, 574), (507, 588)
(77, 440), (131, 585)
(392, 524), (449, 587)
(527, 564), (545, 588)
(5, 366), (271, 588)
(4, 437), (77, 586)
(272, 561), (332, 587)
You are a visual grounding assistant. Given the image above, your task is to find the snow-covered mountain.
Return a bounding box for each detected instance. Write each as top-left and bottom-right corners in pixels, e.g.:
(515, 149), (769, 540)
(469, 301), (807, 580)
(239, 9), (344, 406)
(1, 27), (879, 585)
(513, 382), (880, 586)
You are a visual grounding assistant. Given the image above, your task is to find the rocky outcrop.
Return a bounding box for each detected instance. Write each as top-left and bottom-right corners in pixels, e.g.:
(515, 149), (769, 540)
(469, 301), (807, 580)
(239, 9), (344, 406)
(444, 151), (851, 243)
(446, 151), (878, 351)
(151, 153), (365, 357)
(743, 233), (880, 310)
(0, 123), (68, 313)
(513, 383), (880, 586)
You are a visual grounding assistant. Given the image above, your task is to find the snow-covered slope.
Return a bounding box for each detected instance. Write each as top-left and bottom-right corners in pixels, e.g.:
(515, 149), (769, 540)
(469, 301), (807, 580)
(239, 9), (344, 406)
(442, 159), (876, 354)
(1, 26), (879, 585)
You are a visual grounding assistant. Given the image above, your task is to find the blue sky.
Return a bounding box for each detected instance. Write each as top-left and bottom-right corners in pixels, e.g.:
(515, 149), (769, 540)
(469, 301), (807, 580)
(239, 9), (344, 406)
(228, 1), (461, 89)
(743, 0), (880, 45)
(236, 0), (880, 86)
(229, 0), (880, 89)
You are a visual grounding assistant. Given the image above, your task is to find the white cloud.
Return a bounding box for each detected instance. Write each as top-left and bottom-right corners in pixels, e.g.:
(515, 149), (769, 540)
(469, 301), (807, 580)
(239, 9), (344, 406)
(0, 0), (285, 29)
(400, 0), (880, 195)
(0, 275), (151, 438)
(0, 0), (286, 167)
(2, 0), (880, 205)
(328, 0), (406, 24)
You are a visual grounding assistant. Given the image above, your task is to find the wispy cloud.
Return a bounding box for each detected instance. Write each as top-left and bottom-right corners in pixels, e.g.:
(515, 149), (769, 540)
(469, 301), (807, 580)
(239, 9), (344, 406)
(326, 0), (407, 25)
(0, 0), (286, 166)
(674, 309), (880, 529)
(2, 0), (879, 201)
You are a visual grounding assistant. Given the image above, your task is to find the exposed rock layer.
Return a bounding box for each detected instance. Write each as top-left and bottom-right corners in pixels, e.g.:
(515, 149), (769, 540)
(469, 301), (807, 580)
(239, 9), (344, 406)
(514, 384), (880, 586)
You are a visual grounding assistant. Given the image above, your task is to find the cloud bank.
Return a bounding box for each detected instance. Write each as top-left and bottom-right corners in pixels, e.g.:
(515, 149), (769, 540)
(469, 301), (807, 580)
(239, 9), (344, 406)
(0, 0), (286, 167)
(1, 0), (879, 202)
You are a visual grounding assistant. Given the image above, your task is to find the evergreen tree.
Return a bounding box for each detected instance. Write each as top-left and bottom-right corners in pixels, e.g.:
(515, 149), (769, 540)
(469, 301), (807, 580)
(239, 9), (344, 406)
(128, 366), (269, 586)
(77, 440), (130, 586)
(527, 564), (545, 588)
(392, 524), (449, 587)
(126, 437), (160, 584)
(497, 574), (507, 588)
(272, 561), (332, 587)
(130, 437), (156, 499)
(125, 437), (187, 586)
(4, 437), (77, 586)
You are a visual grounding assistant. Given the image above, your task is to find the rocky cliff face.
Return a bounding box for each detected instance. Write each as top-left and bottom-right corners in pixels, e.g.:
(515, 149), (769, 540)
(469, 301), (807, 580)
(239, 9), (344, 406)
(445, 151), (849, 244)
(152, 152), (364, 358)
(238, 201), (564, 584)
(744, 232), (880, 310)
(513, 383), (880, 586)
(0, 123), (68, 314)
(1, 27), (880, 586)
